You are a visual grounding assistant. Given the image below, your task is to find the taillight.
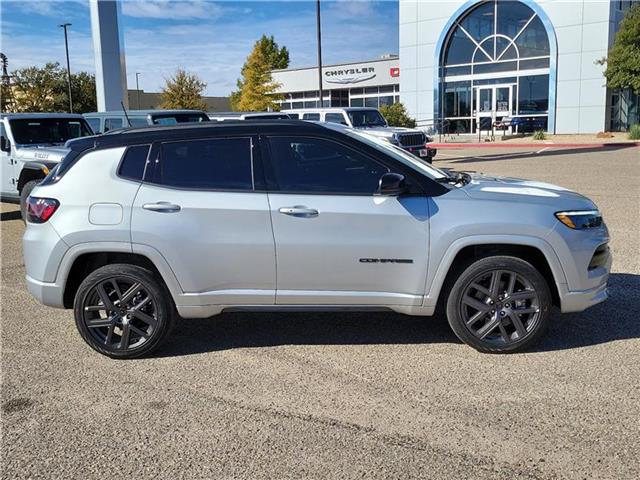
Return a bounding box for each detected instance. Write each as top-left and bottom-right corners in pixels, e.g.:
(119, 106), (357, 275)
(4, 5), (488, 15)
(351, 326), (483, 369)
(26, 197), (59, 223)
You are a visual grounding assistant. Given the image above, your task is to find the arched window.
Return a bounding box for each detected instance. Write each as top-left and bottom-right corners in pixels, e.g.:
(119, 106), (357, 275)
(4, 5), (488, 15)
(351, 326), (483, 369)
(438, 0), (553, 134)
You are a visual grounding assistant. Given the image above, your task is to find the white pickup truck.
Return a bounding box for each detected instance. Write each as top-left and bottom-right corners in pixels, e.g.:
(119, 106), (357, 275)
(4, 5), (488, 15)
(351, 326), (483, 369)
(1, 113), (94, 218)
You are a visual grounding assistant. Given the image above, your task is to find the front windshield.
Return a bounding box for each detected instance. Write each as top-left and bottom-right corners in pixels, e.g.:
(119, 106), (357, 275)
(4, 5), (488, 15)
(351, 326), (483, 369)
(347, 110), (388, 128)
(9, 118), (93, 145)
(346, 128), (448, 180)
(151, 113), (209, 125)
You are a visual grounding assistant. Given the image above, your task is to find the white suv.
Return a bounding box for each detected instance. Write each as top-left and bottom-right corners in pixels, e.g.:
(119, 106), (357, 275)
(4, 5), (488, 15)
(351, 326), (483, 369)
(23, 120), (611, 358)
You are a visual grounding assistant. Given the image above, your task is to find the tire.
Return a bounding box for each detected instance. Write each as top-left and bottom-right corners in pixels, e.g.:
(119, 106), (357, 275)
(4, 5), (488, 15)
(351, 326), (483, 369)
(445, 256), (552, 353)
(19, 179), (41, 223)
(73, 264), (175, 359)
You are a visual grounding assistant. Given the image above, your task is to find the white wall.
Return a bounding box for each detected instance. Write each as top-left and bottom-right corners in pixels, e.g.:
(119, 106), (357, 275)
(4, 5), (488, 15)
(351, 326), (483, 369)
(401, 0), (615, 134)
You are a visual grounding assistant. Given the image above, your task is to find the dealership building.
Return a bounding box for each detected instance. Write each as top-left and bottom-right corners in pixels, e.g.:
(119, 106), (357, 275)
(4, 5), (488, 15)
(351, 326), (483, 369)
(399, 0), (638, 134)
(272, 55), (401, 111)
(273, 1), (637, 134)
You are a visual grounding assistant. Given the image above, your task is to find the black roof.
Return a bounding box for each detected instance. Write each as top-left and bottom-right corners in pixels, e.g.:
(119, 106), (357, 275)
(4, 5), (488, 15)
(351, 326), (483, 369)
(67, 119), (328, 152)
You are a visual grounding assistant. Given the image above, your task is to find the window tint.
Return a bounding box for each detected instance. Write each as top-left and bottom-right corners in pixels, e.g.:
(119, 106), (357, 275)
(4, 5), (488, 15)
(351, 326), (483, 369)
(267, 136), (388, 194)
(86, 117), (101, 133)
(159, 137), (253, 190)
(129, 117), (149, 127)
(118, 145), (150, 181)
(302, 113), (320, 121)
(325, 113), (347, 125)
(104, 117), (124, 131)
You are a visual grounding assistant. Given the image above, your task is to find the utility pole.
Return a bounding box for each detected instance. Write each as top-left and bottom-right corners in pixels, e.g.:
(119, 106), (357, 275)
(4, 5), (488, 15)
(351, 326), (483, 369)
(59, 23), (73, 113)
(316, 0), (324, 108)
(135, 72), (141, 109)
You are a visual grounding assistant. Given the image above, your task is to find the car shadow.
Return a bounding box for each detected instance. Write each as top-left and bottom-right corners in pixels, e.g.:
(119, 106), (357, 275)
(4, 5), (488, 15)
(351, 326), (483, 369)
(0, 210), (22, 222)
(154, 273), (638, 358)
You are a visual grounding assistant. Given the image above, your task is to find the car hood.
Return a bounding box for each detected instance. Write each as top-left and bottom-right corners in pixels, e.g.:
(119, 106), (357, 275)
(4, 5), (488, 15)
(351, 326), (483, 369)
(13, 145), (70, 164)
(358, 126), (422, 138)
(460, 173), (597, 209)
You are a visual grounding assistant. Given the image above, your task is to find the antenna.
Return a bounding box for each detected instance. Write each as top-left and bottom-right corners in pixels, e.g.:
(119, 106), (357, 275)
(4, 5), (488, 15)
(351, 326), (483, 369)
(121, 101), (132, 127)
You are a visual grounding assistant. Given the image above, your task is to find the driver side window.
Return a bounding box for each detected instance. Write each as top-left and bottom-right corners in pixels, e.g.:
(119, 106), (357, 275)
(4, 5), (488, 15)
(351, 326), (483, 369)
(267, 136), (389, 194)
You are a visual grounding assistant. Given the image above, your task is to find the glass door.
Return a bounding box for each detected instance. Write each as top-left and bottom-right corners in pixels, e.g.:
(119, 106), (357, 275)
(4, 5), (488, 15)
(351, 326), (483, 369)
(475, 85), (513, 133)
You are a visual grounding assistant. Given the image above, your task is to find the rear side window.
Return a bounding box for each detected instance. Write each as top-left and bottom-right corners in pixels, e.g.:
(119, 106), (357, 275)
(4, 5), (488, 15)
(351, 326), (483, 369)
(302, 113), (320, 121)
(129, 117), (149, 127)
(104, 117), (124, 131)
(118, 145), (150, 181)
(85, 117), (101, 133)
(325, 113), (347, 125)
(158, 137), (253, 190)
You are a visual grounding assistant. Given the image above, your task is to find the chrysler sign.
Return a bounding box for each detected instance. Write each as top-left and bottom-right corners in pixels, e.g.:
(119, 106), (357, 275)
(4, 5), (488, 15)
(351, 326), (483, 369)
(325, 66), (376, 84)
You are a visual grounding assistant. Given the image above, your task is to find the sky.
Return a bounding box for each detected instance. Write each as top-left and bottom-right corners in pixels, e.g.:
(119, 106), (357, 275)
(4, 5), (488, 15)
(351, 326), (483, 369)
(0, 0), (399, 96)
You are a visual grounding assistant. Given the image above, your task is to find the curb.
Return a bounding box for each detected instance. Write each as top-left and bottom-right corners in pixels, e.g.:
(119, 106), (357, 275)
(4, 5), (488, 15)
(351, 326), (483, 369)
(431, 142), (640, 148)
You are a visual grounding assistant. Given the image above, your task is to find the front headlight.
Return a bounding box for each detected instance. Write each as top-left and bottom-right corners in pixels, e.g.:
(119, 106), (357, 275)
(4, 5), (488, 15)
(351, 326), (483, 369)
(555, 210), (603, 229)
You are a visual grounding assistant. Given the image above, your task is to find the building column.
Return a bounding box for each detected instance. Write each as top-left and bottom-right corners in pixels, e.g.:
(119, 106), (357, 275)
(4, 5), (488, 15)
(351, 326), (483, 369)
(90, 0), (128, 111)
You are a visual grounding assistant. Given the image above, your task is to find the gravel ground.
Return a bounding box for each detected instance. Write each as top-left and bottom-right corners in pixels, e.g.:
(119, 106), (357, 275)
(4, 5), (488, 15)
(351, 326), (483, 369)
(2, 144), (639, 479)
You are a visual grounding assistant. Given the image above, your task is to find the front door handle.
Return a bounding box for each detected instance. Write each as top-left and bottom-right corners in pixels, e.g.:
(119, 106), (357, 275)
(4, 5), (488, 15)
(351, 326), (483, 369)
(278, 206), (319, 218)
(143, 202), (181, 213)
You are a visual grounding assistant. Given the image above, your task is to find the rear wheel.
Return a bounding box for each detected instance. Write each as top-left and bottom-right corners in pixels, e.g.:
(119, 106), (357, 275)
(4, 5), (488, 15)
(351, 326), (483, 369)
(19, 179), (41, 223)
(446, 256), (552, 353)
(73, 264), (175, 359)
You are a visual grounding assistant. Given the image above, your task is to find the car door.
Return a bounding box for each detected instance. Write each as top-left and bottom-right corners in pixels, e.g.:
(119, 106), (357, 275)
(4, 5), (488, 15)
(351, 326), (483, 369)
(263, 135), (430, 306)
(0, 122), (16, 197)
(131, 135), (276, 306)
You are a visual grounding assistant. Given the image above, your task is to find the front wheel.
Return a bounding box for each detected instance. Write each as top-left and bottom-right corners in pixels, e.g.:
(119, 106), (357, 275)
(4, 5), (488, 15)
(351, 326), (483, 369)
(74, 264), (175, 359)
(446, 256), (552, 353)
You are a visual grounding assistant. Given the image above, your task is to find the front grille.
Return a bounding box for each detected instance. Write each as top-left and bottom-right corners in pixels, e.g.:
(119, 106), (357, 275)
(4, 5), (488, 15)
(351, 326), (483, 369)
(397, 132), (426, 148)
(588, 243), (610, 270)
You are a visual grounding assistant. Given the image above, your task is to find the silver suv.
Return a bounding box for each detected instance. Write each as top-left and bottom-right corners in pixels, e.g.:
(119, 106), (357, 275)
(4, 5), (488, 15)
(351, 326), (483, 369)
(23, 120), (611, 358)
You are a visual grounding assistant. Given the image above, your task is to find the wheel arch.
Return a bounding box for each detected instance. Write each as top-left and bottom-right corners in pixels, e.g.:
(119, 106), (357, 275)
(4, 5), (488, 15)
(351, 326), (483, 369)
(426, 236), (566, 313)
(17, 163), (50, 193)
(60, 245), (183, 309)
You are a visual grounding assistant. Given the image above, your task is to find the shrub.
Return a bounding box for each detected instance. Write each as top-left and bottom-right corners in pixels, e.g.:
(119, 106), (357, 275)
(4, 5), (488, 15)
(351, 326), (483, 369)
(628, 124), (640, 140)
(533, 130), (546, 140)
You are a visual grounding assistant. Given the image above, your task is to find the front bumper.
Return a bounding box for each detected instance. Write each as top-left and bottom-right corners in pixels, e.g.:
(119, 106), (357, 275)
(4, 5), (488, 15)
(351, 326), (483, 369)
(559, 280), (609, 313)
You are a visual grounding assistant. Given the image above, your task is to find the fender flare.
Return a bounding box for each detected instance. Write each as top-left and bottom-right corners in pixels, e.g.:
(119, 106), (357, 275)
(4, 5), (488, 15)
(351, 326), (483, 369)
(423, 234), (568, 308)
(18, 161), (56, 190)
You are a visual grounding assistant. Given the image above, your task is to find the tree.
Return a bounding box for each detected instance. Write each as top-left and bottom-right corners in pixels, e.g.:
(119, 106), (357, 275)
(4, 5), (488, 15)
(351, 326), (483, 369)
(10, 62), (65, 112)
(159, 69), (207, 110)
(231, 35), (289, 111)
(69, 71), (97, 113)
(603, 4), (640, 93)
(379, 102), (417, 128)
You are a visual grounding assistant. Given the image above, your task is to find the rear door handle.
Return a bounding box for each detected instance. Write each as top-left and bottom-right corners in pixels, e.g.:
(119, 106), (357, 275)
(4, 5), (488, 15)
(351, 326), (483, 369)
(142, 202), (181, 213)
(278, 206), (319, 218)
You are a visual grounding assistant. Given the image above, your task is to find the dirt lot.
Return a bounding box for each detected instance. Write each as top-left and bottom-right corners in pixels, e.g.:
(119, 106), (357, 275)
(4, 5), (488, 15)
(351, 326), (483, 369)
(1, 144), (639, 479)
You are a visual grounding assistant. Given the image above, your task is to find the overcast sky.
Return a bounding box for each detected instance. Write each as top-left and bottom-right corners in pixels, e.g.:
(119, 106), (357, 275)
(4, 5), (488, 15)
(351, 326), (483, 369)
(1, 0), (399, 96)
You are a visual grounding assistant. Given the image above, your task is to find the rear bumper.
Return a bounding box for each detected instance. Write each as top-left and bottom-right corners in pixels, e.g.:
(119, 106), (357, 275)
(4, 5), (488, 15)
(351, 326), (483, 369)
(26, 275), (65, 308)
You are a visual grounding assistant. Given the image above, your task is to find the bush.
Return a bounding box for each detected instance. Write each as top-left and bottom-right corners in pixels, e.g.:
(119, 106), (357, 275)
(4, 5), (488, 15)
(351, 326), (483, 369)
(379, 103), (416, 128)
(628, 124), (640, 140)
(533, 130), (546, 140)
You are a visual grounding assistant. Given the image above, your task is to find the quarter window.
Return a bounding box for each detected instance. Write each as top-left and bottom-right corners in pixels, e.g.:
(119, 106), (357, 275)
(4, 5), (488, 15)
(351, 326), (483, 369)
(158, 137), (253, 190)
(302, 113), (320, 121)
(118, 145), (150, 181)
(104, 117), (124, 131)
(267, 136), (388, 194)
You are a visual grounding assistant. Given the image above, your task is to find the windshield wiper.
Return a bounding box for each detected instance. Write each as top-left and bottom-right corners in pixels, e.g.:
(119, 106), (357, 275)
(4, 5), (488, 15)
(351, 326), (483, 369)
(436, 171), (470, 185)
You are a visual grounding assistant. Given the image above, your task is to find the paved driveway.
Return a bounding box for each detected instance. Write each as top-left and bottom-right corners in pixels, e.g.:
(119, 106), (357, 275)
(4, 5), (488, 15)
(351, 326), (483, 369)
(2, 144), (639, 479)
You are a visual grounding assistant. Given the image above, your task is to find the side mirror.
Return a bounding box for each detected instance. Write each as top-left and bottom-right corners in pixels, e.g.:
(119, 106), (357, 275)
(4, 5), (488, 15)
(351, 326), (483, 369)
(0, 136), (10, 152)
(377, 172), (406, 196)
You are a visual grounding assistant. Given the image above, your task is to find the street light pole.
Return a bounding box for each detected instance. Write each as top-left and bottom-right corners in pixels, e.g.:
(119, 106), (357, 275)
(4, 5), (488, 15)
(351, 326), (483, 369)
(59, 23), (73, 113)
(135, 72), (141, 109)
(316, 0), (324, 108)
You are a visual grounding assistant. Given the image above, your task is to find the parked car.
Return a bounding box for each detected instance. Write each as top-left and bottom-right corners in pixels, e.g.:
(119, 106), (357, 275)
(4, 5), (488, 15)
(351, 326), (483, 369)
(23, 120), (610, 358)
(209, 111), (292, 121)
(493, 116), (548, 133)
(1, 113), (94, 219)
(84, 109), (209, 134)
(283, 107), (437, 162)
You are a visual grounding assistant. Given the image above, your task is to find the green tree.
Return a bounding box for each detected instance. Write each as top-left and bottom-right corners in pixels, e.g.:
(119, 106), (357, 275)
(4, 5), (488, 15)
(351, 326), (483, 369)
(231, 35), (289, 111)
(11, 62), (65, 112)
(68, 71), (97, 113)
(603, 4), (640, 93)
(379, 102), (417, 128)
(159, 69), (207, 110)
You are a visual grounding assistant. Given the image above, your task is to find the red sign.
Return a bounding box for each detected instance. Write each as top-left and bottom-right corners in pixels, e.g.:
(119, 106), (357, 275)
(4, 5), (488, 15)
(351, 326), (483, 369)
(390, 67), (400, 77)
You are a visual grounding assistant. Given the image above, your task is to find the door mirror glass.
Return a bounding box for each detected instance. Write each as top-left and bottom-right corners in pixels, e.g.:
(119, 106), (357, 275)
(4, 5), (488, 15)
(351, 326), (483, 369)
(0, 136), (10, 152)
(377, 172), (406, 196)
